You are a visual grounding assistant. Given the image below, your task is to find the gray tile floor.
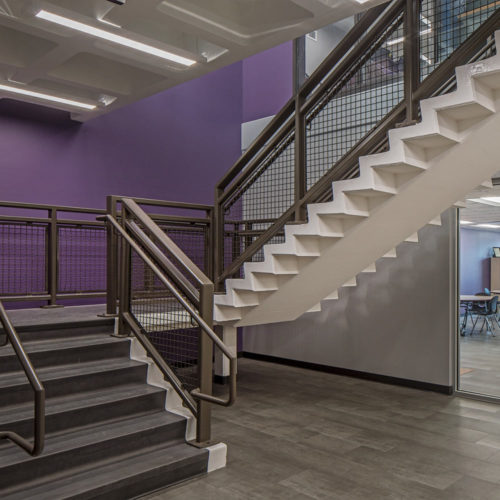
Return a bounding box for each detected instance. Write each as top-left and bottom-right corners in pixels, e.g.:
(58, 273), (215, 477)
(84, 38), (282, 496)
(459, 316), (500, 398)
(144, 358), (500, 500)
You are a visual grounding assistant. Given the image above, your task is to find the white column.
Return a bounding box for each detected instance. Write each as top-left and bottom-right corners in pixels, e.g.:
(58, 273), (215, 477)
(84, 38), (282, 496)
(214, 325), (237, 379)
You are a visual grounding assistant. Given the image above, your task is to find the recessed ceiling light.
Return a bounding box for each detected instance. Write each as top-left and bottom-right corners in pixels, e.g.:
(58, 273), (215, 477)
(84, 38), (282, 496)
(0, 83), (96, 110)
(460, 220), (473, 225)
(476, 223), (500, 229)
(36, 10), (196, 67)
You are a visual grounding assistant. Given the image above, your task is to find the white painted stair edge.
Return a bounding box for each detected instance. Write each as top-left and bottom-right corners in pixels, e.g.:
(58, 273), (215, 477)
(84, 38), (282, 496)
(215, 34), (500, 327)
(128, 336), (227, 473)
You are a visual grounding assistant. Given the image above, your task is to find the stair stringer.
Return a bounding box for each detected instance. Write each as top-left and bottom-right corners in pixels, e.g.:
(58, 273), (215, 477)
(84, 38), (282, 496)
(215, 40), (500, 328)
(304, 212), (446, 314)
(128, 337), (227, 472)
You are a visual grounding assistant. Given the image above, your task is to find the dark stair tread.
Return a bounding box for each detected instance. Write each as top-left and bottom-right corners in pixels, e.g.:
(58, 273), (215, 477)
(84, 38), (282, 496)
(1, 441), (208, 500)
(0, 382), (165, 426)
(0, 410), (186, 468)
(0, 357), (146, 390)
(0, 334), (126, 359)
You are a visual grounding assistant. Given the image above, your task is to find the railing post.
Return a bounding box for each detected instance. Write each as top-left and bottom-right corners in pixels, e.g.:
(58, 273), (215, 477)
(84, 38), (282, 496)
(231, 222), (241, 277)
(117, 206), (131, 337)
(43, 208), (60, 308)
(205, 208), (214, 282)
(197, 283), (214, 445)
(403, 0), (420, 124)
(294, 94), (307, 221)
(104, 196), (119, 316)
(214, 187), (225, 292)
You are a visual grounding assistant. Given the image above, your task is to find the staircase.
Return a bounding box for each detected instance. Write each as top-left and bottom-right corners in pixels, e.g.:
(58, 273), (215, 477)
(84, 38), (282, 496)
(214, 33), (500, 327)
(0, 317), (210, 499)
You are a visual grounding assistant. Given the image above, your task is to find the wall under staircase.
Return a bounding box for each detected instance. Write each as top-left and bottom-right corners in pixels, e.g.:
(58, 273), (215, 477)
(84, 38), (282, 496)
(243, 209), (457, 392)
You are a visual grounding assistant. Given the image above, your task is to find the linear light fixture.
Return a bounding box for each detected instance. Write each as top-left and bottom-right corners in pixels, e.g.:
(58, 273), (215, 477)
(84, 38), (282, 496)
(481, 196), (500, 204)
(36, 10), (196, 67)
(460, 220), (473, 225)
(0, 83), (96, 110)
(476, 223), (500, 229)
(387, 29), (432, 46)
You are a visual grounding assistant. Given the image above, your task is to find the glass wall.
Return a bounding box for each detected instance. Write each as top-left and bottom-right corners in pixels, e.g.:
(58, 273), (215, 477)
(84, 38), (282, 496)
(458, 182), (500, 398)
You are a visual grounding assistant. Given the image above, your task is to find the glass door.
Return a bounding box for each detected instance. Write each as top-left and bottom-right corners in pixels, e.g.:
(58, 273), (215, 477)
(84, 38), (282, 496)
(458, 186), (500, 399)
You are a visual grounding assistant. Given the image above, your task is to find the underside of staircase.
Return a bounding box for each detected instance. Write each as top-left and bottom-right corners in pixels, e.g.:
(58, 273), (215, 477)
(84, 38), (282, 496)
(214, 33), (500, 328)
(0, 317), (209, 500)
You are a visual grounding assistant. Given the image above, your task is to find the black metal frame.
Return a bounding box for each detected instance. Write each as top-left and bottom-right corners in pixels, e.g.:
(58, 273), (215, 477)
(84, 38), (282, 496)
(0, 301), (45, 456)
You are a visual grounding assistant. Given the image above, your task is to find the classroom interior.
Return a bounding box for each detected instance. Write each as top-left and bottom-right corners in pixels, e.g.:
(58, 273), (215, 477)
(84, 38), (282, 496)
(459, 180), (500, 399)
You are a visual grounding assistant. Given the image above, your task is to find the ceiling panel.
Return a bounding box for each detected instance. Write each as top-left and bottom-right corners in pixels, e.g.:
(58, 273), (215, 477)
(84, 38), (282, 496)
(0, 0), (387, 120)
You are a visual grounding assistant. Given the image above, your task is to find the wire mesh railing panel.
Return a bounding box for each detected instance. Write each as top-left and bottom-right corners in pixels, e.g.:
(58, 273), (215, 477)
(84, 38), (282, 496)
(220, 130), (295, 277)
(0, 223), (47, 297)
(305, 13), (404, 189)
(157, 225), (208, 274)
(130, 248), (200, 394)
(58, 225), (107, 293)
(420, 0), (500, 81)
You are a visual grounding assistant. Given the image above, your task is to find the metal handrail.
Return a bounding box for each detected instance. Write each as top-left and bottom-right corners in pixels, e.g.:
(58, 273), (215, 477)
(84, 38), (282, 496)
(214, 0), (500, 286)
(121, 199), (212, 289)
(106, 214), (236, 408)
(0, 301), (45, 456)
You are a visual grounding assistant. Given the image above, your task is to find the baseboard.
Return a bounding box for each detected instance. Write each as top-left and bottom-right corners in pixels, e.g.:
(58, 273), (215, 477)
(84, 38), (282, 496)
(242, 352), (453, 395)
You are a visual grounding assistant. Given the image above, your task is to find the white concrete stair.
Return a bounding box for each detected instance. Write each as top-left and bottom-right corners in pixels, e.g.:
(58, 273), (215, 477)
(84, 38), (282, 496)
(215, 33), (500, 327)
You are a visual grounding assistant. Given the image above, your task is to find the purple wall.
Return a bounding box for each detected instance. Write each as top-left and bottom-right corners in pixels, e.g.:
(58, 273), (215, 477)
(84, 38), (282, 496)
(0, 62), (243, 209)
(460, 228), (500, 294)
(242, 42), (293, 123)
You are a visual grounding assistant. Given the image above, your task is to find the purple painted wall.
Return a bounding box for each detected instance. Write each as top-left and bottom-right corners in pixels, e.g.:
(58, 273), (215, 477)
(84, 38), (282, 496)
(0, 62), (243, 209)
(242, 42), (293, 123)
(460, 228), (500, 294)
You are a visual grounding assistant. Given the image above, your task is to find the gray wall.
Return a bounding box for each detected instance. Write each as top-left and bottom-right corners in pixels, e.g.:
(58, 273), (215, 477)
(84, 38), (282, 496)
(243, 209), (457, 387)
(306, 18), (355, 77)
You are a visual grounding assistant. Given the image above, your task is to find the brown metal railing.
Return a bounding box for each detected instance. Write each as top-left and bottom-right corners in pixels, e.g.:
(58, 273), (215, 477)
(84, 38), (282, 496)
(0, 301), (45, 456)
(213, 0), (500, 290)
(0, 201), (107, 305)
(106, 199), (235, 446)
(103, 195), (213, 317)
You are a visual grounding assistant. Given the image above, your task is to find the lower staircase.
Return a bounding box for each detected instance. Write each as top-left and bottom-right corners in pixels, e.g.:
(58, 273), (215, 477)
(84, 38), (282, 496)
(0, 316), (208, 499)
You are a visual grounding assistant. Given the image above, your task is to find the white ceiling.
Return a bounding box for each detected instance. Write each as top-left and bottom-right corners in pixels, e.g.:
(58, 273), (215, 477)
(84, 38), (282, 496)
(461, 177), (500, 229)
(0, 0), (385, 121)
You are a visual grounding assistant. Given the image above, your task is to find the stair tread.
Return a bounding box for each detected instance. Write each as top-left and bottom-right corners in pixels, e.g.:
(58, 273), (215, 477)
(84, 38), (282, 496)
(0, 410), (185, 468)
(0, 382), (164, 426)
(0, 357), (145, 390)
(2, 441), (207, 500)
(0, 333), (124, 359)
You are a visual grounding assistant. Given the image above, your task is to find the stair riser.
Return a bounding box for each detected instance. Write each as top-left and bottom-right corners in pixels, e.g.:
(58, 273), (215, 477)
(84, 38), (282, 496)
(0, 421), (187, 490)
(3, 323), (114, 343)
(80, 456), (208, 500)
(0, 340), (130, 374)
(0, 364), (148, 407)
(0, 391), (166, 439)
